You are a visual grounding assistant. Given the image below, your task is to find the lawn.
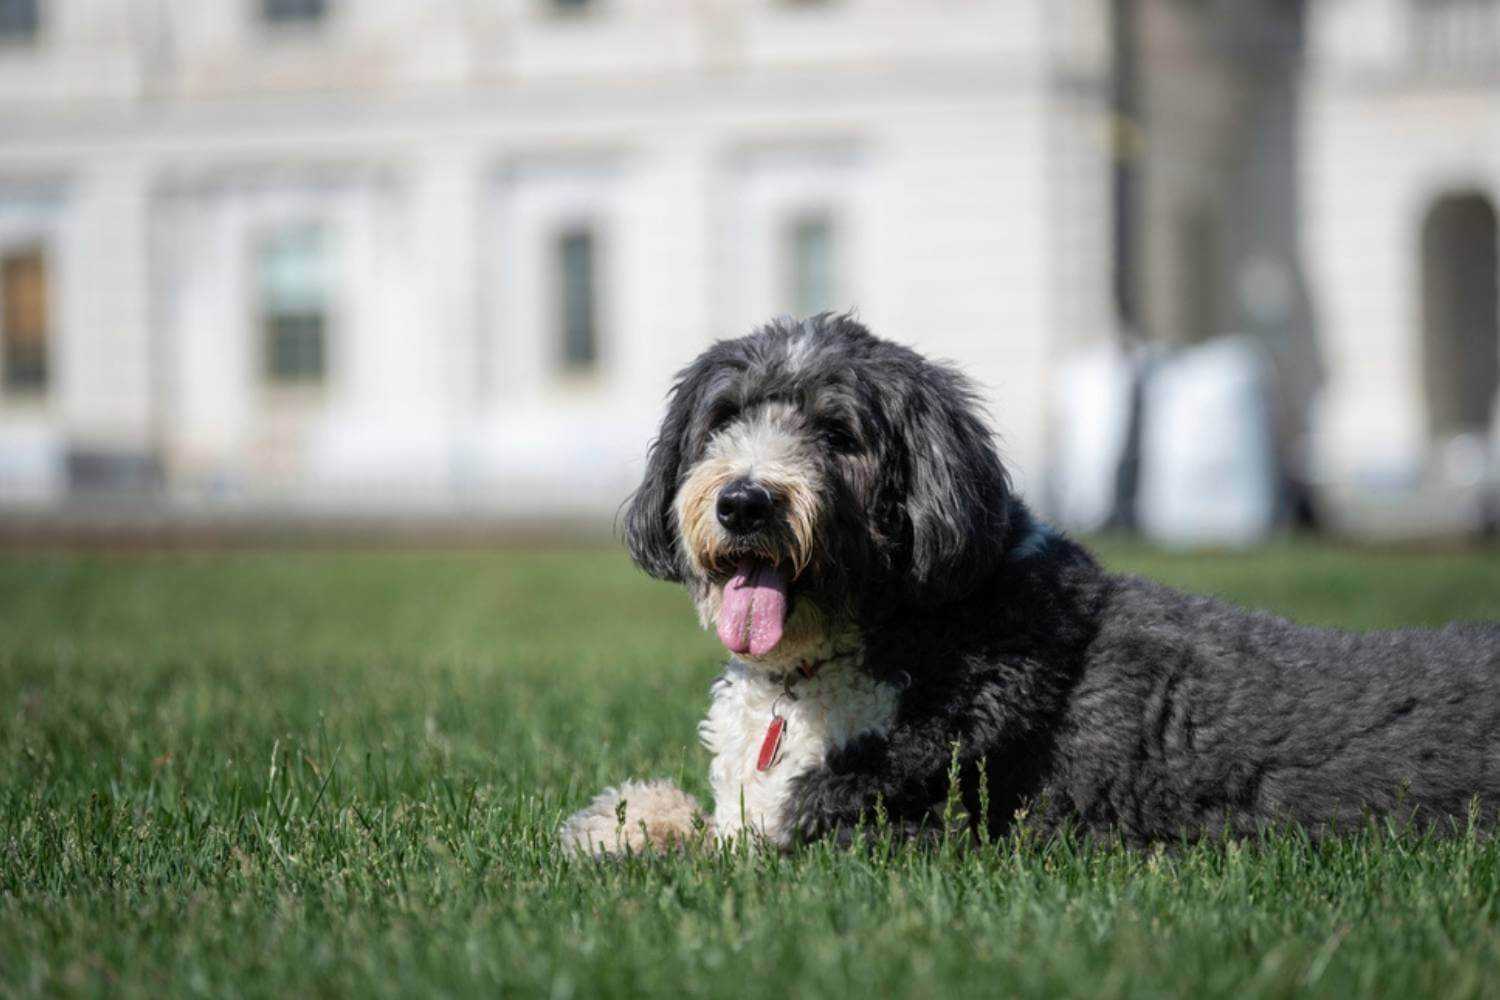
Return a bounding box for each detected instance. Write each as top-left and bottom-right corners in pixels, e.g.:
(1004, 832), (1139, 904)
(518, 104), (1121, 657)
(3, 541), (1500, 997)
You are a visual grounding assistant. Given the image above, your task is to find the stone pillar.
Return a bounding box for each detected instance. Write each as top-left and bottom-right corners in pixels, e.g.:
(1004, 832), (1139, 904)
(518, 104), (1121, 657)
(60, 157), (158, 489)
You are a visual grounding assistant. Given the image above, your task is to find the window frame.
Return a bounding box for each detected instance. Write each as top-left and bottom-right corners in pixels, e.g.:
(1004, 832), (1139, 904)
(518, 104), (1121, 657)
(785, 212), (838, 319)
(545, 0), (599, 18)
(0, 0), (41, 46)
(258, 0), (331, 31)
(255, 223), (332, 387)
(555, 225), (601, 375)
(0, 242), (51, 399)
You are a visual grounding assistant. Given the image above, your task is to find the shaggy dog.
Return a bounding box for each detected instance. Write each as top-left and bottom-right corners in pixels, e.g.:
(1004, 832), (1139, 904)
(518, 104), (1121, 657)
(561, 314), (1500, 855)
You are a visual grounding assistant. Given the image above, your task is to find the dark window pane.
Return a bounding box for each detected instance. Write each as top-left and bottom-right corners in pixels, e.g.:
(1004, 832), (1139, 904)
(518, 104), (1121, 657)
(259, 226), (328, 382)
(1422, 193), (1499, 436)
(263, 0), (327, 24)
(2, 247), (48, 393)
(0, 0), (39, 41)
(789, 216), (835, 317)
(559, 230), (597, 370)
(552, 0), (593, 12)
(267, 313), (326, 381)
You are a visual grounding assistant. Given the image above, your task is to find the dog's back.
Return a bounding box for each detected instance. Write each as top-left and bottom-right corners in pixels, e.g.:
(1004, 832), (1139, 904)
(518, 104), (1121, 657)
(1055, 575), (1500, 840)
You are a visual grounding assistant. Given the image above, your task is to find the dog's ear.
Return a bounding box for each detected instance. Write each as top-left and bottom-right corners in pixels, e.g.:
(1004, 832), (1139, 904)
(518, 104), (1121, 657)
(622, 359), (710, 581)
(896, 364), (1012, 604)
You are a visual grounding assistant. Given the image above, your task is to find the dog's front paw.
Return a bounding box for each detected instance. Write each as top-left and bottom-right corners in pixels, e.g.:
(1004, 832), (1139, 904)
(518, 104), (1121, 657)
(559, 779), (710, 858)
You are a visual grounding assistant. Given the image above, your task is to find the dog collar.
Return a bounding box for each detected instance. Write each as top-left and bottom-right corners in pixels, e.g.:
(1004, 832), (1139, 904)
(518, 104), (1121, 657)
(756, 648), (858, 773)
(770, 647), (858, 700)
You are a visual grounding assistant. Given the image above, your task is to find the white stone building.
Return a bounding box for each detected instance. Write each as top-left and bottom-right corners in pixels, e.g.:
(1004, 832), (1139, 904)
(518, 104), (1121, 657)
(1305, 0), (1500, 534)
(0, 0), (1114, 519)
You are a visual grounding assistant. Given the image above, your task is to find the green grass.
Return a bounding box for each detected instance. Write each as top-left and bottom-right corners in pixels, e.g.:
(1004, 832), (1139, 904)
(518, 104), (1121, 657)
(3, 541), (1500, 998)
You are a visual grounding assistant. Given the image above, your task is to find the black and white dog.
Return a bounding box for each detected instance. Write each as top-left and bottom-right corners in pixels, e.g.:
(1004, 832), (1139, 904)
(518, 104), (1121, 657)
(561, 315), (1500, 854)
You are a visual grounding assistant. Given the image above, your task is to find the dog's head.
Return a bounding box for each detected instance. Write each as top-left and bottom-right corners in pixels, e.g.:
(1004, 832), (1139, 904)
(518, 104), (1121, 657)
(623, 314), (1013, 664)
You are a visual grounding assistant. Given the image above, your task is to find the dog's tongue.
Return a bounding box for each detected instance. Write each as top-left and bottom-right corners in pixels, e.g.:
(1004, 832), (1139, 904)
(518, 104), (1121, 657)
(717, 559), (788, 657)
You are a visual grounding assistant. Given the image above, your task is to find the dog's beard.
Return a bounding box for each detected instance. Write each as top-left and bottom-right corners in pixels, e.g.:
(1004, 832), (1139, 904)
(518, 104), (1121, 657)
(673, 458), (820, 581)
(693, 579), (836, 668)
(716, 559), (788, 657)
(673, 408), (826, 661)
(684, 539), (834, 666)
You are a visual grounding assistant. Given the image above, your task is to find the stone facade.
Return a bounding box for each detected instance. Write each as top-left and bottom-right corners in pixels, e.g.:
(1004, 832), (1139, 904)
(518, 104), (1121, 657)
(1304, 0), (1500, 533)
(0, 0), (1114, 517)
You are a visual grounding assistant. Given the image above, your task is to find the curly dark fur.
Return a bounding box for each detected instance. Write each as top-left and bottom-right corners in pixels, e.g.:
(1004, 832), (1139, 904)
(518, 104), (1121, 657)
(626, 314), (1500, 845)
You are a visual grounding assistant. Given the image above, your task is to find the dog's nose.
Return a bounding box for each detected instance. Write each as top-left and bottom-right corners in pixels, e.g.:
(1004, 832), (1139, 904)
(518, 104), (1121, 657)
(717, 479), (774, 534)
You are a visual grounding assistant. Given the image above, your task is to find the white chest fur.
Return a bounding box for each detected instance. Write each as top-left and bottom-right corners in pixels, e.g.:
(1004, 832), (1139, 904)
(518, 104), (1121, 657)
(699, 657), (900, 846)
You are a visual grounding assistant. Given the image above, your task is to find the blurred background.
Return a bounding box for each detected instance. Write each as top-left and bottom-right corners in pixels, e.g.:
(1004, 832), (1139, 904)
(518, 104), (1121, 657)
(0, 0), (1495, 547)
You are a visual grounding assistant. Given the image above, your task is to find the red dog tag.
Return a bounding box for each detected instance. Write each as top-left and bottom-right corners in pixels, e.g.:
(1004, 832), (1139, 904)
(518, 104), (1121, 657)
(757, 715), (786, 772)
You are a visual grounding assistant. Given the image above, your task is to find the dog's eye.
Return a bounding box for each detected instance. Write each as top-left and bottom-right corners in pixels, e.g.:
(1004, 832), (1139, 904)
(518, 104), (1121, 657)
(818, 421), (860, 455)
(708, 403), (739, 434)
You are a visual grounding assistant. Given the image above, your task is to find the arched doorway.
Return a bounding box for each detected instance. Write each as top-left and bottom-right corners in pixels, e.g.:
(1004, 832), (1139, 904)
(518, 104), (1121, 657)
(1422, 192), (1499, 438)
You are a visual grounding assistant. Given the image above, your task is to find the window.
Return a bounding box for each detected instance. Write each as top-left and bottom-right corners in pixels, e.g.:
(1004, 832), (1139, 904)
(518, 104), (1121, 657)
(557, 229), (598, 371)
(0, 0), (39, 42)
(787, 215), (836, 317)
(551, 0), (594, 11)
(1422, 192), (1498, 437)
(263, 0), (327, 26)
(258, 225), (329, 383)
(2, 247), (48, 394)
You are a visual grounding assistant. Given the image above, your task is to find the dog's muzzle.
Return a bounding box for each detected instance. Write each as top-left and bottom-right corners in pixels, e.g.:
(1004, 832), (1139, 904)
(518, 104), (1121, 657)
(716, 478), (775, 536)
(712, 478), (792, 658)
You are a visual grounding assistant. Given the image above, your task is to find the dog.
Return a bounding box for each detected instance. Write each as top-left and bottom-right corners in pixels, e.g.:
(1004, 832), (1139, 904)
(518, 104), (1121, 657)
(561, 314), (1500, 855)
